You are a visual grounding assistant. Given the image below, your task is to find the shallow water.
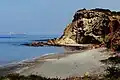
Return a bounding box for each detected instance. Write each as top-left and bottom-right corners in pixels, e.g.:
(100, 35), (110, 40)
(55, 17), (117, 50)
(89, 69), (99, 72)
(0, 35), (64, 65)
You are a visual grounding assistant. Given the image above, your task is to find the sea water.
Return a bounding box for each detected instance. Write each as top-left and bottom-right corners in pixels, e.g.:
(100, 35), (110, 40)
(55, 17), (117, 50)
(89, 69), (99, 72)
(0, 35), (64, 66)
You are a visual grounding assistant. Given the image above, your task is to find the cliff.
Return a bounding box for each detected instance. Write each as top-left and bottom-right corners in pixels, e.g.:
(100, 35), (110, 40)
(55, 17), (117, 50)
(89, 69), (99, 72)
(56, 8), (120, 51)
(23, 8), (120, 51)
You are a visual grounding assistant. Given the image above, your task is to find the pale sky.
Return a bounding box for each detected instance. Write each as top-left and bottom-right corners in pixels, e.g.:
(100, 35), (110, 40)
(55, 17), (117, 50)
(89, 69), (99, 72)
(0, 0), (120, 35)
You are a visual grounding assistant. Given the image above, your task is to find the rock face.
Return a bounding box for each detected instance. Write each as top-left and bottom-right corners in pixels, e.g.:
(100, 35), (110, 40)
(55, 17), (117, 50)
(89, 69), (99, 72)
(56, 8), (120, 50)
(23, 8), (120, 51)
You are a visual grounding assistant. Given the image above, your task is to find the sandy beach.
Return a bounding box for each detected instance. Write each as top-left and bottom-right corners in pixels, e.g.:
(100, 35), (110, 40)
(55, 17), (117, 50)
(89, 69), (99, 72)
(10, 47), (111, 79)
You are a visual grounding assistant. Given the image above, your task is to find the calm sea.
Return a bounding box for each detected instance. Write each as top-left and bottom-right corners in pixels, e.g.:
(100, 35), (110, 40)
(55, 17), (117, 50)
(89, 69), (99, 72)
(0, 35), (64, 66)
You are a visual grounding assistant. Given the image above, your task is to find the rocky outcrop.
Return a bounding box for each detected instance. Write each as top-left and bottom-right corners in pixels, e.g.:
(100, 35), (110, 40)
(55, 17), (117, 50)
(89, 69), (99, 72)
(23, 8), (120, 51)
(56, 8), (120, 51)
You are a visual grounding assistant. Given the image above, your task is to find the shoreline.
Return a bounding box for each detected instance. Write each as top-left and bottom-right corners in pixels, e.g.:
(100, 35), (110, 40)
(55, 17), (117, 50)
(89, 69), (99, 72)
(18, 47), (109, 78)
(0, 47), (86, 76)
(14, 47), (111, 78)
(0, 46), (112, 79)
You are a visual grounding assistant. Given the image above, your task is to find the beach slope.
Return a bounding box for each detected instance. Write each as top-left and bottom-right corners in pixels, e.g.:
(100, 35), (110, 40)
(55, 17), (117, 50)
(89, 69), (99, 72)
(18, 48), (109, 78)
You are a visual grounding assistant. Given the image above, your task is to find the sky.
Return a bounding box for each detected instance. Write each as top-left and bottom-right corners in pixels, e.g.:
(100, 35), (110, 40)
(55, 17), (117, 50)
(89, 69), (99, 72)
(0, 0), (120, 35)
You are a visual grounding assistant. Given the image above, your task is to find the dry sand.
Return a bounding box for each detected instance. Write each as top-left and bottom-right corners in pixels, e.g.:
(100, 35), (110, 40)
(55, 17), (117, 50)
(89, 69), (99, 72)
(16, 47), (110, 78)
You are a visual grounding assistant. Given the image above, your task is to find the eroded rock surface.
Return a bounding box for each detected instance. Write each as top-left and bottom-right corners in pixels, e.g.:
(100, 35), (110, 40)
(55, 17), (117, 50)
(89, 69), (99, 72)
(56, 8), (120, 51)
(23, 8), (120, 51)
